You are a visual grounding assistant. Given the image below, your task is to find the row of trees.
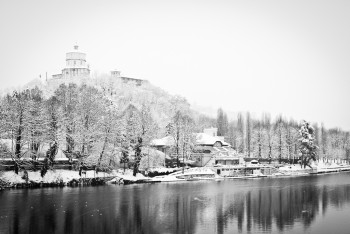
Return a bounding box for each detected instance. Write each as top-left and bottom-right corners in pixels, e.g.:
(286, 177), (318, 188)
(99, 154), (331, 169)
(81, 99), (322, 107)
(217, 108), (350, 162)
(0, 84), (158, 176)
(1, 79), (348, 177)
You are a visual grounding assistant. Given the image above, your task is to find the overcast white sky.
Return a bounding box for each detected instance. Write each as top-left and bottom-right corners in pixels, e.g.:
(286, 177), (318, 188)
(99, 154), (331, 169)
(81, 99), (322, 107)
(0, 0), (349, 130)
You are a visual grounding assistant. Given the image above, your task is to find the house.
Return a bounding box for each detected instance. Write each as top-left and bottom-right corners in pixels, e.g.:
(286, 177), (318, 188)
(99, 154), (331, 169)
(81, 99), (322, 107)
(151, 128), (242, 167)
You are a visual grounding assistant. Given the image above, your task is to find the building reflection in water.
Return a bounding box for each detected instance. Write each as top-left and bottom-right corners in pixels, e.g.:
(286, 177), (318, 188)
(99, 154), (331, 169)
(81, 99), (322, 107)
(1, 173), (350, 233)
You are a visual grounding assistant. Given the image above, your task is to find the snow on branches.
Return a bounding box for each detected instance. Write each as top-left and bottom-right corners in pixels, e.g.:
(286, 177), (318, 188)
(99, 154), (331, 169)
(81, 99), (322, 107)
(298, 120), (318, 168)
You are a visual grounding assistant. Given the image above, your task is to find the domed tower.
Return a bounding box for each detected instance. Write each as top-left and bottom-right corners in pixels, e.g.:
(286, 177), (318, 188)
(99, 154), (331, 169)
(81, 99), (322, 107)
(61, 44), (90, 79)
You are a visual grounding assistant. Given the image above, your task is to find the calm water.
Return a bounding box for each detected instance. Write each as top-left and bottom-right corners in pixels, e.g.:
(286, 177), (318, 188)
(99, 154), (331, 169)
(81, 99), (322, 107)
(1, 173), (350, 234)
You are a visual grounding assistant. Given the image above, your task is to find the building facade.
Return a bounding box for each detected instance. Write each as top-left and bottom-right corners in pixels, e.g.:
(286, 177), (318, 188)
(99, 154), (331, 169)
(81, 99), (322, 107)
(151, 129), (240, 167)
(111, 69), (146, 86)
(52, 45), (90, 79)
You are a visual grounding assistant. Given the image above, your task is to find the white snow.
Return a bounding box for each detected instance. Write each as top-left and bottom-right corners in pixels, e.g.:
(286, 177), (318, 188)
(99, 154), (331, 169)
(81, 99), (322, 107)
(195, 133), (230, 146)
(151, 175), (183, 182)
(170, 167), (216, 176)
(147, 167), (178, 173)
(151, 136), (174, 146)
(278, 161), (350, 175)
(0, 171), (24, 184)
(109, 169), (147, 182)
(0, 169), (117, 185)
(150, 167), (218, 182)
(151, 133), (230, 147)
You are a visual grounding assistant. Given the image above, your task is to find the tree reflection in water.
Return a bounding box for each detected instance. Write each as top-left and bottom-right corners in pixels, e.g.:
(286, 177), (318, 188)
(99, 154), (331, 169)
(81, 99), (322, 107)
(0, 173), (350, 234)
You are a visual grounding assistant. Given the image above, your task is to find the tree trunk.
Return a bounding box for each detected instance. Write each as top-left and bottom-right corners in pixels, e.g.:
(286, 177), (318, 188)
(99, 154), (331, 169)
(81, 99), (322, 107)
(98, 136), (108, 168)
(14, 114), (23, 174)
(41, 141), (57, 177)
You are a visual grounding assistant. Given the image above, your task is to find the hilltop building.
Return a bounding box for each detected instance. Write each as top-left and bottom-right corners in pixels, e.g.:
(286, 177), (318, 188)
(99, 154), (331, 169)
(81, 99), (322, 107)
(50, 45), (146, 85)
(111, 69), (146, 86)
(52, 45), (90, 79)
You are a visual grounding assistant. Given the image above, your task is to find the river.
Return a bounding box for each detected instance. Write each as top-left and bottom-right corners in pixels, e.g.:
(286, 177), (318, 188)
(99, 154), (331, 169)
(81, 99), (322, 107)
(1, 172), (350, 234)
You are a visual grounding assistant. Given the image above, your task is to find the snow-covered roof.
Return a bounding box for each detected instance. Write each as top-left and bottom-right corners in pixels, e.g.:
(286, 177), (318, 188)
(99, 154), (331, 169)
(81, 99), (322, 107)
(151, 133), (230, 147)
(151, 136), (174, 147)
(195, 133), (230, 146)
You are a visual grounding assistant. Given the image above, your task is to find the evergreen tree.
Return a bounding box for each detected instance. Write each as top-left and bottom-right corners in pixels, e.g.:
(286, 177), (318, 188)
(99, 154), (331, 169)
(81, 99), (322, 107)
(274, 115), (286, 164)
(41, 96), (60, 177)
(251, 119), (265, 158)
(298, 120), (318, 168)
(320, 123), (328, 160)
(312, 123), (320, 160)
(217, 108), (224, 136)
(120, 141), (129, 172)
(246, 112), (252, 157)
(222, 112), (228, 137)
(263, 114), (274, 162)
(227, 121), (237, 150)
(237, 113), (245, 154)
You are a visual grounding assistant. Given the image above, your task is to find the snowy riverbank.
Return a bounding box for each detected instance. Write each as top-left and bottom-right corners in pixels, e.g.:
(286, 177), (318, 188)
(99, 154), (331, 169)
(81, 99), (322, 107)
(0, 169), (134, 188)
(278, 161), (350, 175)
(0, 168), (175, 188)
(1, 162), (350, 189)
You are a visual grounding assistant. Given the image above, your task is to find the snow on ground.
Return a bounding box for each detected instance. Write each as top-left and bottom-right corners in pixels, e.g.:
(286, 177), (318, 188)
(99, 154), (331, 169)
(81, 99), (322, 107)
(0, 169), (119, 185)
(111, 169), (147, 181)
(170, 167), (216, 176)
(151, 167), (219, 182)
(278, 161), (350, 176)
(0, 171), (24, 184)
(0, 168), (161, 185)
(279, 165), (310, 171)
(151, 175), (181, 182)
(28, 170), (81, 183)
(2, 162), (349, 186)
(279, 161), (346, 172)
(147, 167), (178, 173)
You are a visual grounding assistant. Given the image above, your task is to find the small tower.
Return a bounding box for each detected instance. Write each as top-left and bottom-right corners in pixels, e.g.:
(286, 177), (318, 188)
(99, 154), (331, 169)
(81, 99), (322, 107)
(61, 44), (90, 79)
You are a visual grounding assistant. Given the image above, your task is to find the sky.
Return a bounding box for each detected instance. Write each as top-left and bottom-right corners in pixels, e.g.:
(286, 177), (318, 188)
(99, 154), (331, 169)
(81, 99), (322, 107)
(0, 0), (349, 130)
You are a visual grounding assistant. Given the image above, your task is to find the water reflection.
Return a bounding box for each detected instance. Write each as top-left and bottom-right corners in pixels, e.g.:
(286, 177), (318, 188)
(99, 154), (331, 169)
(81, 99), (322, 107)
(1, 173), (350, 234)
